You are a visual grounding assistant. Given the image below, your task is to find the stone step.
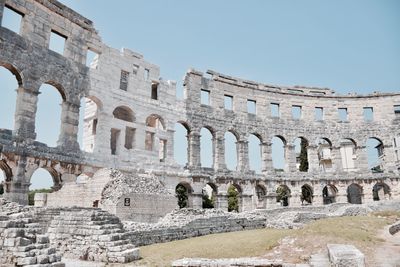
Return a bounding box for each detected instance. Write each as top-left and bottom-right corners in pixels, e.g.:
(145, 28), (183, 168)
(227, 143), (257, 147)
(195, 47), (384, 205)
(309, 253), (331, 267)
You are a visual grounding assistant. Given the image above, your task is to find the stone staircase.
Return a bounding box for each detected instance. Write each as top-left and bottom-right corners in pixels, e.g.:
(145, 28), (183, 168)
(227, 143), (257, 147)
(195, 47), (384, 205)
(48, 209), (139, 263)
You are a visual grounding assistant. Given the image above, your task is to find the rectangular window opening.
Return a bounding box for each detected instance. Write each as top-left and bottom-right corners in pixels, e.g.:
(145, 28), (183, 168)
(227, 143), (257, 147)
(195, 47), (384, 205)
(151, 82), (159, 100)
(49, 30), (67, 55)
(292, 105), (302, 120)
(145, 131), (154, 151)
(119, 70), (129, 91)
(124, 127), (135, 150)
(110, 129), (121, 155)
(201, 89), (210, 105)
(132, 64), (139, 75)
(247, 99), (256, 114)
(159, 139), (167, 162)
(224, 95), (233, 110)
(271, 103), (280, 117)
(144, 68), (150, 81)
(92, 119), (98, 135)
(86, 48), (99, 68)
(394, 105), (400, 116)
(1, 5), (23, 34)
(315, 107), (324, 121)
(338, 108), (348, 122)
(363, 107), (373, 122)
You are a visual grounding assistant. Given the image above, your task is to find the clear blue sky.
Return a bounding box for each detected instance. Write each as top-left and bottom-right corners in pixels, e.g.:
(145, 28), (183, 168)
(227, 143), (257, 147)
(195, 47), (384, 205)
(1, 0), (399, 189)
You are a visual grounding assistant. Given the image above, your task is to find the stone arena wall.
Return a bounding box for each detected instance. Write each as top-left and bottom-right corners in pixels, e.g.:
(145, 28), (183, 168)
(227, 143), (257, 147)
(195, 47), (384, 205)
(0, 0), (399, 217)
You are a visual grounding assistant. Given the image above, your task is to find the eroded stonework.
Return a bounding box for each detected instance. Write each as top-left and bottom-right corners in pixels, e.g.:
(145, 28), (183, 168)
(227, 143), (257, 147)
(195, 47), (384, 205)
(0, 0), (399, 218)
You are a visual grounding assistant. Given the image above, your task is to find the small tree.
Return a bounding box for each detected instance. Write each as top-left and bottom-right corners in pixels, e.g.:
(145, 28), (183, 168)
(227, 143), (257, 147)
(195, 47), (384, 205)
(28, 188), (52, 206)
(175, 184), (188, 209)
(299, 138), (309, 172)
(227, 185), (239, 212)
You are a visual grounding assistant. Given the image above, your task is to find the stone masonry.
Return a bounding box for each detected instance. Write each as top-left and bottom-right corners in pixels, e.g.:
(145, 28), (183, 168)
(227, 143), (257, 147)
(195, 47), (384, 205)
(0, 0), (399, 219)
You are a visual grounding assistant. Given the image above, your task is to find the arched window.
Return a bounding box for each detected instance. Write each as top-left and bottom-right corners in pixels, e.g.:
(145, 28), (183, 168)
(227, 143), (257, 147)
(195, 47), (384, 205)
(200, 127), (214, 168)
(78, 97), (102, 152)
(272, 136), (286, 172)
(367, 137), (384, 173)
(317, 138), (333, 172)
(248, 134), (262, 173)
(347, 183), (363, 204)
(0, 66), (19, 131)
(225, 131), (238, 170)
(174, 123), (190, 166)
(340, 138), (357, 172)
(202, 183), (217, 208)
(294, 137), (309, 172)
(29, 168), (58, 206)
(300, 184), (313, 204)
(322, 184), (338, 204)
(146, 114), (165, 130)
(276, 184), (291, 206)
(113, 106), (134, 122)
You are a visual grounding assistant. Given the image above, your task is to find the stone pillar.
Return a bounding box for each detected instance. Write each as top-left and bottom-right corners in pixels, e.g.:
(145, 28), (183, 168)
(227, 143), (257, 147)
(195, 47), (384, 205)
(57, 101), (80, 151)
(237, 140), (249, 172)
(213, 133), (226, 171)
(192, 193), (203, 209)
(261, 142), (273, 173)
(307, 145), (320, 173)
(0, 2), (4, 29)
(14, 87), (39, 142)
(216, 193), (228, 211)
(332, 147), (343, 173)
(188, 131), (201, 169)
(382, 145), (397, 173)
(285, 144), (297, 172)
(356, 146), (369, 172)
(4, 156), (29, 205)
(166, 129), (175, 160)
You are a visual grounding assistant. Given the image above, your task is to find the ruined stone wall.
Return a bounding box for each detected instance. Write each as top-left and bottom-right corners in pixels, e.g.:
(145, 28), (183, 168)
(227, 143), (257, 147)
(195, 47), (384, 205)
(0, 0), (399, 214)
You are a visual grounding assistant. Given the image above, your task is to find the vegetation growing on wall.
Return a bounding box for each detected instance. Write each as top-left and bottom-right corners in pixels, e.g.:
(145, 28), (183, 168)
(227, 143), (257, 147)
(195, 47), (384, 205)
(227, 185), (239, 212)
(175, 184), (188, 209)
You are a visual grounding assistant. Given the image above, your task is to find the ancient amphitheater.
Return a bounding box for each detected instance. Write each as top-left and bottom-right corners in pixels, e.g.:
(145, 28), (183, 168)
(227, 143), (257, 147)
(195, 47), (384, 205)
(0, 0), (400, 266)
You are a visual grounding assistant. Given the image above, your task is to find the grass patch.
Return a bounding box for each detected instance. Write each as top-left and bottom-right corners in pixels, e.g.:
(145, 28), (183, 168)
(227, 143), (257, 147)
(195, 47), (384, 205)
(128, 214), (398, 266)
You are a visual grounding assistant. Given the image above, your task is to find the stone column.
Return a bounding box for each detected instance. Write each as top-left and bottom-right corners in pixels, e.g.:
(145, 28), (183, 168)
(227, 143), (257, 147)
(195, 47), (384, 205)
(0, 1), (4, 23)
(14, 87), (39, 142)
(216, 192), (228, 211)
(188, 131), (201, 169)
(285, 144), (297, 172)
(237, 140), (249, 172)
(166, 129), (175, 160)
(261, 142), (273, 173)
(307, 145), (320, 173)
(382, 145), (397, 173)
(191, 193), (203, 209)
(4, 156), (29, 205)
(356, 145), (370, 172)
(57, 101), (80, 151)
(331, 146), (343, 173)
(213, 132), (226, 171)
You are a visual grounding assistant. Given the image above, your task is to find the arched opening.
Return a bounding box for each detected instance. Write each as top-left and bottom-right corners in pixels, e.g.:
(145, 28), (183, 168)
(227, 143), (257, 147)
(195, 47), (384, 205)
(29, 168), (58, 206)
(322, 184), (338, 204)
(300, 184), (313, 205)
(347, 183), (363, 204)
(272, 136), (286, 172)
(0, 160), (12, 194)
(174, 123), (190, 166)
(255, 184), (266, 208)
(367, 137), (384, 173)
(372, 182), (391, 201)
(227, 184), (242, 212)
(200, 127), (214, 168)
(340, 138), (357, 172)
(0, 66), (19, 131)
(225, 131), (238, 170)
(276, 184), (291, 206)
(146, 114), (165, 130)
(202, 183), (217, 208)
(248, 134), (262, 173)
(113, 106), (134, 122)
(78, 97), (101, 152)
(317, 138), (333, 172)
(295, 137), (309, 172)
(36, 84), (64, 147)
(175, 182), (192, 208)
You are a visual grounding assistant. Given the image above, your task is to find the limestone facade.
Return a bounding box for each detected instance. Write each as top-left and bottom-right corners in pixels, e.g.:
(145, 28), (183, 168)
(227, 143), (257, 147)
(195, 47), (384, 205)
(0, 0), (399, 215)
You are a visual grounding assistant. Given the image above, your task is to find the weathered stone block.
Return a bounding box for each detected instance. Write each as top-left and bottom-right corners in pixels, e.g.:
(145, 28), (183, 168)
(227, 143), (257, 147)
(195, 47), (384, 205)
(327, 244), (364, 267)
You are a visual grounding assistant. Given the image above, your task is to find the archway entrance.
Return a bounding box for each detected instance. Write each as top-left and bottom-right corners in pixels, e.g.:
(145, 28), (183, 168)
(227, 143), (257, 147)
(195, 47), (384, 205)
(255, 185), (266, 208)
(301, 184), (313, 205)
(276, 185), (291, 207)
(175, 182), (192, 208)
(347, 183), (363, 204)
(372, 182), (391, 201)
(322, 184), (338, 204)
(227, 184), (242, 212)
(202, 183), (217, 209)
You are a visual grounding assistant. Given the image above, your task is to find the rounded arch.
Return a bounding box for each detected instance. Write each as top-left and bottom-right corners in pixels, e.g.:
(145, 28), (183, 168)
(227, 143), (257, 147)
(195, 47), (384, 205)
(274, 135), (287, 145)
(317, 138), (333, 172)
(276, 184), (291, 206)
(228, 183), (242, 212)
(44, 81), (67, 101)
(317, 137), (332, 147)
(340, 138), (357, 172)
(0, 159), (13, 182)
(202, 182), (217, 209)
(177, 120), (191, 132)
(176, 182), (193, 208)
(255, 184), (266, 200)
(372, 182), (391, 201)
(200, 127), (214, 168)
(347, 183), (363, 204)
(340, 138), (357, 147)
(272, 136), (286, 172)
(366, 137), (384, 172)
(113, 106), (135, 122)
(225, 130), (239, 170)
(248, 133), (262, 173)
(174, 122), (190, 166)
(322, 184), (338, 204)
(294, 137), (309, 172)
(0, 65), (20, 131)
(85, 95), (103, 111)
(0, 62), (23, 86)
(146, 114), (165, 130)
(301, 184), (313, 204)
